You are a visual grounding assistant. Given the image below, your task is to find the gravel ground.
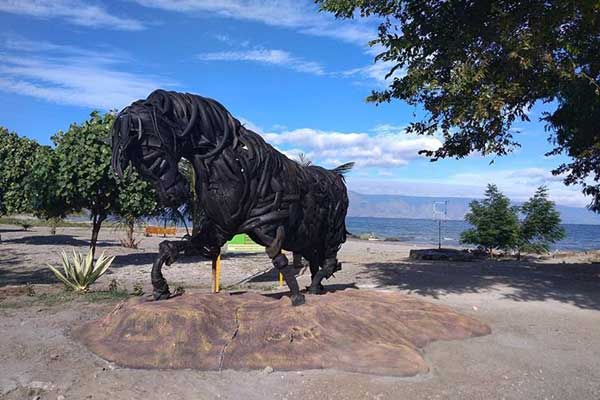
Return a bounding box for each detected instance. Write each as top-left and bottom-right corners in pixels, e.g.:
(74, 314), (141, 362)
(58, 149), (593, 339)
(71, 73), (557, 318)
(1, 225), (600, 400)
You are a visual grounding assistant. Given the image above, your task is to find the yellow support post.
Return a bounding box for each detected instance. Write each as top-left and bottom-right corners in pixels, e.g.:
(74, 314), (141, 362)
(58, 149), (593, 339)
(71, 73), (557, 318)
(279, 250), (288, 288)
(212, 255), (221, 293)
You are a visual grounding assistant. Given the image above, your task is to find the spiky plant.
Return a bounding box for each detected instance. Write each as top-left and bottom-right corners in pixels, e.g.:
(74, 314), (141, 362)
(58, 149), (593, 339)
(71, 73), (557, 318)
(47, 249), (115, 292)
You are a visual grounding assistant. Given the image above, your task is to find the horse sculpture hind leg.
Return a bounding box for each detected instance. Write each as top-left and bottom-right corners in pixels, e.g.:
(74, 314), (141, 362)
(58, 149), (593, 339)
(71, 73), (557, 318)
(266, 226), (305, 306)
(308, 260), (325, 294)
(308, 257), (341, 295)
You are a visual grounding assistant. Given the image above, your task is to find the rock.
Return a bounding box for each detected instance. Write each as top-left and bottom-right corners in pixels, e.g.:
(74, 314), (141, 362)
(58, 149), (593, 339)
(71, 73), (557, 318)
(27, 381), (52, 391)
(262, 366), (274, 374)
(73, 290), (491, 377)
(409, 248), (480, 261)
(57, 396), (66, 400)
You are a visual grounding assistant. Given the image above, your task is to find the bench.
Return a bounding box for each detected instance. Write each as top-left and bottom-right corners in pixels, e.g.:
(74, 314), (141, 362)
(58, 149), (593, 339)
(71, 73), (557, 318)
(144, 226), (177, 236)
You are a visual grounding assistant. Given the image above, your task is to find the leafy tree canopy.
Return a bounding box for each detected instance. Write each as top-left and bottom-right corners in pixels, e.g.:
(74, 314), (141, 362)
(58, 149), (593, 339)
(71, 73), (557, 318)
(0, 127), (41, 215)
(317, 0), (600, 209)
(519, 185), (565, 253)
(460, 184), (520, 254)
(52, 112), (118, 223)
(114, 166), (159, 225)
(26, 145), (69, 221)
(52, 111), (159, 253)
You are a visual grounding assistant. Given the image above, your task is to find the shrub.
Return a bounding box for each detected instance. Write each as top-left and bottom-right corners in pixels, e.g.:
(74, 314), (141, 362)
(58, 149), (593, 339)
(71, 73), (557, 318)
(461, 184), (519, 256)
(518, 186), (565, 256)
(132, 281), (144, 296)
(47, 249), (114, 292)
(108, 278), (120, 292)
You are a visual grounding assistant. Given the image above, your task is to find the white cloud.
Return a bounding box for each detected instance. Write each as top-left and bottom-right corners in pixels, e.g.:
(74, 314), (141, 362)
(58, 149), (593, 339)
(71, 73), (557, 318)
(342, 60), (403, 86)
(0, 37), (174, 109)
(135, 0), (391, 85)
(134, 0), (375, 46)
(446, 168), (585, 207)
(213, 34), (250, 48)
(0, 0), (146, 30)
(262, 125), (441, 169)
(197, 49), (325, 75)
(449, 168), (566, 189)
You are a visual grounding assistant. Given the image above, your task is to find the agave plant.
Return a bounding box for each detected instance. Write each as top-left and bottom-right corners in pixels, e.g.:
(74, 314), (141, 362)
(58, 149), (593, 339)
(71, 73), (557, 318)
(47, 249), (115, 292)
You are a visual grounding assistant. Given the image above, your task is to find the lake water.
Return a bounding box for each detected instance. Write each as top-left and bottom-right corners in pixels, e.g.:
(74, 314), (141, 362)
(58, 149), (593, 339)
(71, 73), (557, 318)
(346, 217), (600, 251)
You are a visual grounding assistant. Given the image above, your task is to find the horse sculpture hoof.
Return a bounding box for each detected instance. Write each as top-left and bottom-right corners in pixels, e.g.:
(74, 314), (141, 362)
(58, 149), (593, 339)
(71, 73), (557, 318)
(308, 284), (325, 295)
(290, 294), (305, 306)
(153, 290), (171, 301)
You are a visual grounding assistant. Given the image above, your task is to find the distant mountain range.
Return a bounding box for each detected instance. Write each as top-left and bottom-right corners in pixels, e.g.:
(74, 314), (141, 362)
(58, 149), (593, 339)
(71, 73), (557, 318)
(347, 191), (600, 225)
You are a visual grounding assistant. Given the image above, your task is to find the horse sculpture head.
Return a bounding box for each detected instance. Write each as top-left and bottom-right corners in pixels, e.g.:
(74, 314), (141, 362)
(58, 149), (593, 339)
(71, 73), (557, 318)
(111, 90), (240, 207)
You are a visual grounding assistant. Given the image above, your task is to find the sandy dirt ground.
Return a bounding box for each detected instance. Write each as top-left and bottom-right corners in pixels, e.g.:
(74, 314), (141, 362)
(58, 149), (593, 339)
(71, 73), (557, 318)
(1, 225), (600, 400)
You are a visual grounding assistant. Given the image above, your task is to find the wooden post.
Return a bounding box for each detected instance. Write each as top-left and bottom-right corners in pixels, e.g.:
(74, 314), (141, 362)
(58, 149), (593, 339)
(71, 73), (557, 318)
(212, 255), (221, 293)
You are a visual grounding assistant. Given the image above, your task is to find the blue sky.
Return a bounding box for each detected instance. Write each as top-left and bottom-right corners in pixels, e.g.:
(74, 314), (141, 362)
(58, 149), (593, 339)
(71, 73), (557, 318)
(0, 0), (590, 208)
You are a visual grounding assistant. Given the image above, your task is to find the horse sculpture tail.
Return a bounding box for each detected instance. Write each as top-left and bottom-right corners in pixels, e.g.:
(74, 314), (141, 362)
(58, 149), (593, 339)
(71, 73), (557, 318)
(331, 162), (355, 177)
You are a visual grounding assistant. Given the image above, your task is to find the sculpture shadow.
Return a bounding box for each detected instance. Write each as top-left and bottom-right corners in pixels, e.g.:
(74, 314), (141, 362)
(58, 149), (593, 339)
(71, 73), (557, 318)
(360, 260), (600, 310)
(112, 252), (158, 267)
(247, 267), (280, 283)
(247, 264), (310, 283)
(262, 283), (360, 300)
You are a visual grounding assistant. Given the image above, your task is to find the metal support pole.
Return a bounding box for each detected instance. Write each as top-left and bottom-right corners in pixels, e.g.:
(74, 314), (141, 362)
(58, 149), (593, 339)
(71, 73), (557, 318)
(212, 255), (221, 293)
(438, 219), (442, 250)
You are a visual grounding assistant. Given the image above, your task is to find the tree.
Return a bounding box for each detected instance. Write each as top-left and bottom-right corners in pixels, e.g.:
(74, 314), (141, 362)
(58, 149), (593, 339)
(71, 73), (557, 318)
(317, 1), (600, 209)
(461, 184), (519, 255)
(518, 186), (565, 255)
(114, 167), (159, 248)
(52, 112), (119, 255)
(0, 127), (40, 215)
(25, 145), (69, 233)
(178, 159), (200, 234)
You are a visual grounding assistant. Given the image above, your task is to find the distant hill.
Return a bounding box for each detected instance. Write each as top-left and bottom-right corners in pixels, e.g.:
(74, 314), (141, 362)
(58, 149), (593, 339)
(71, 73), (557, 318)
(347, 191), (600, 225)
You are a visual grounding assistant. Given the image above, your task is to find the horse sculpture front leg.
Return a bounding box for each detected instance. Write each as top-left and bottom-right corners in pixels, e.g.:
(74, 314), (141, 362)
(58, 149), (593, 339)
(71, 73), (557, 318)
(266, 226), (305, 306)
(152, 236), (222, 300)
(151, 240), (189, 300)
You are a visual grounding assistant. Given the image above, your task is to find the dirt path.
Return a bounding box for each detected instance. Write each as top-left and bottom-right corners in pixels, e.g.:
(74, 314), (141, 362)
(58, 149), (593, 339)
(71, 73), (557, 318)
(1, 226), (600, 399)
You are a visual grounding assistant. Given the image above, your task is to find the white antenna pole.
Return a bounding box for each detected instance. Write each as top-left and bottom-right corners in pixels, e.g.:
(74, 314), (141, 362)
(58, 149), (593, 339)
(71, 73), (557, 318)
(433, 201), (448, 249)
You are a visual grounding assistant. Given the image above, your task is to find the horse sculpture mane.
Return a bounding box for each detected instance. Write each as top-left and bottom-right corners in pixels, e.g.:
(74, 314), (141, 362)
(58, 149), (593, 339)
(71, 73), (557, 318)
(111, 90), (353, 306)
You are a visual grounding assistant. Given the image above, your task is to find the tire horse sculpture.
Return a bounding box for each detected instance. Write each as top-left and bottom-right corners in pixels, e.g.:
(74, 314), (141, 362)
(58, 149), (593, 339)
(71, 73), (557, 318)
(111, 90), (353, 306)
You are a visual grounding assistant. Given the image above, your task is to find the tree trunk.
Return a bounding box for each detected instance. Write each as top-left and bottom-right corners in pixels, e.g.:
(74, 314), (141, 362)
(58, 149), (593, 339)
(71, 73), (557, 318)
(191, 165), (202, 231)
(127, 220), (134, 246)
(124, 218), (136, 248)
(90, 213), (106, 258)
(48, 217), (60, 235)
